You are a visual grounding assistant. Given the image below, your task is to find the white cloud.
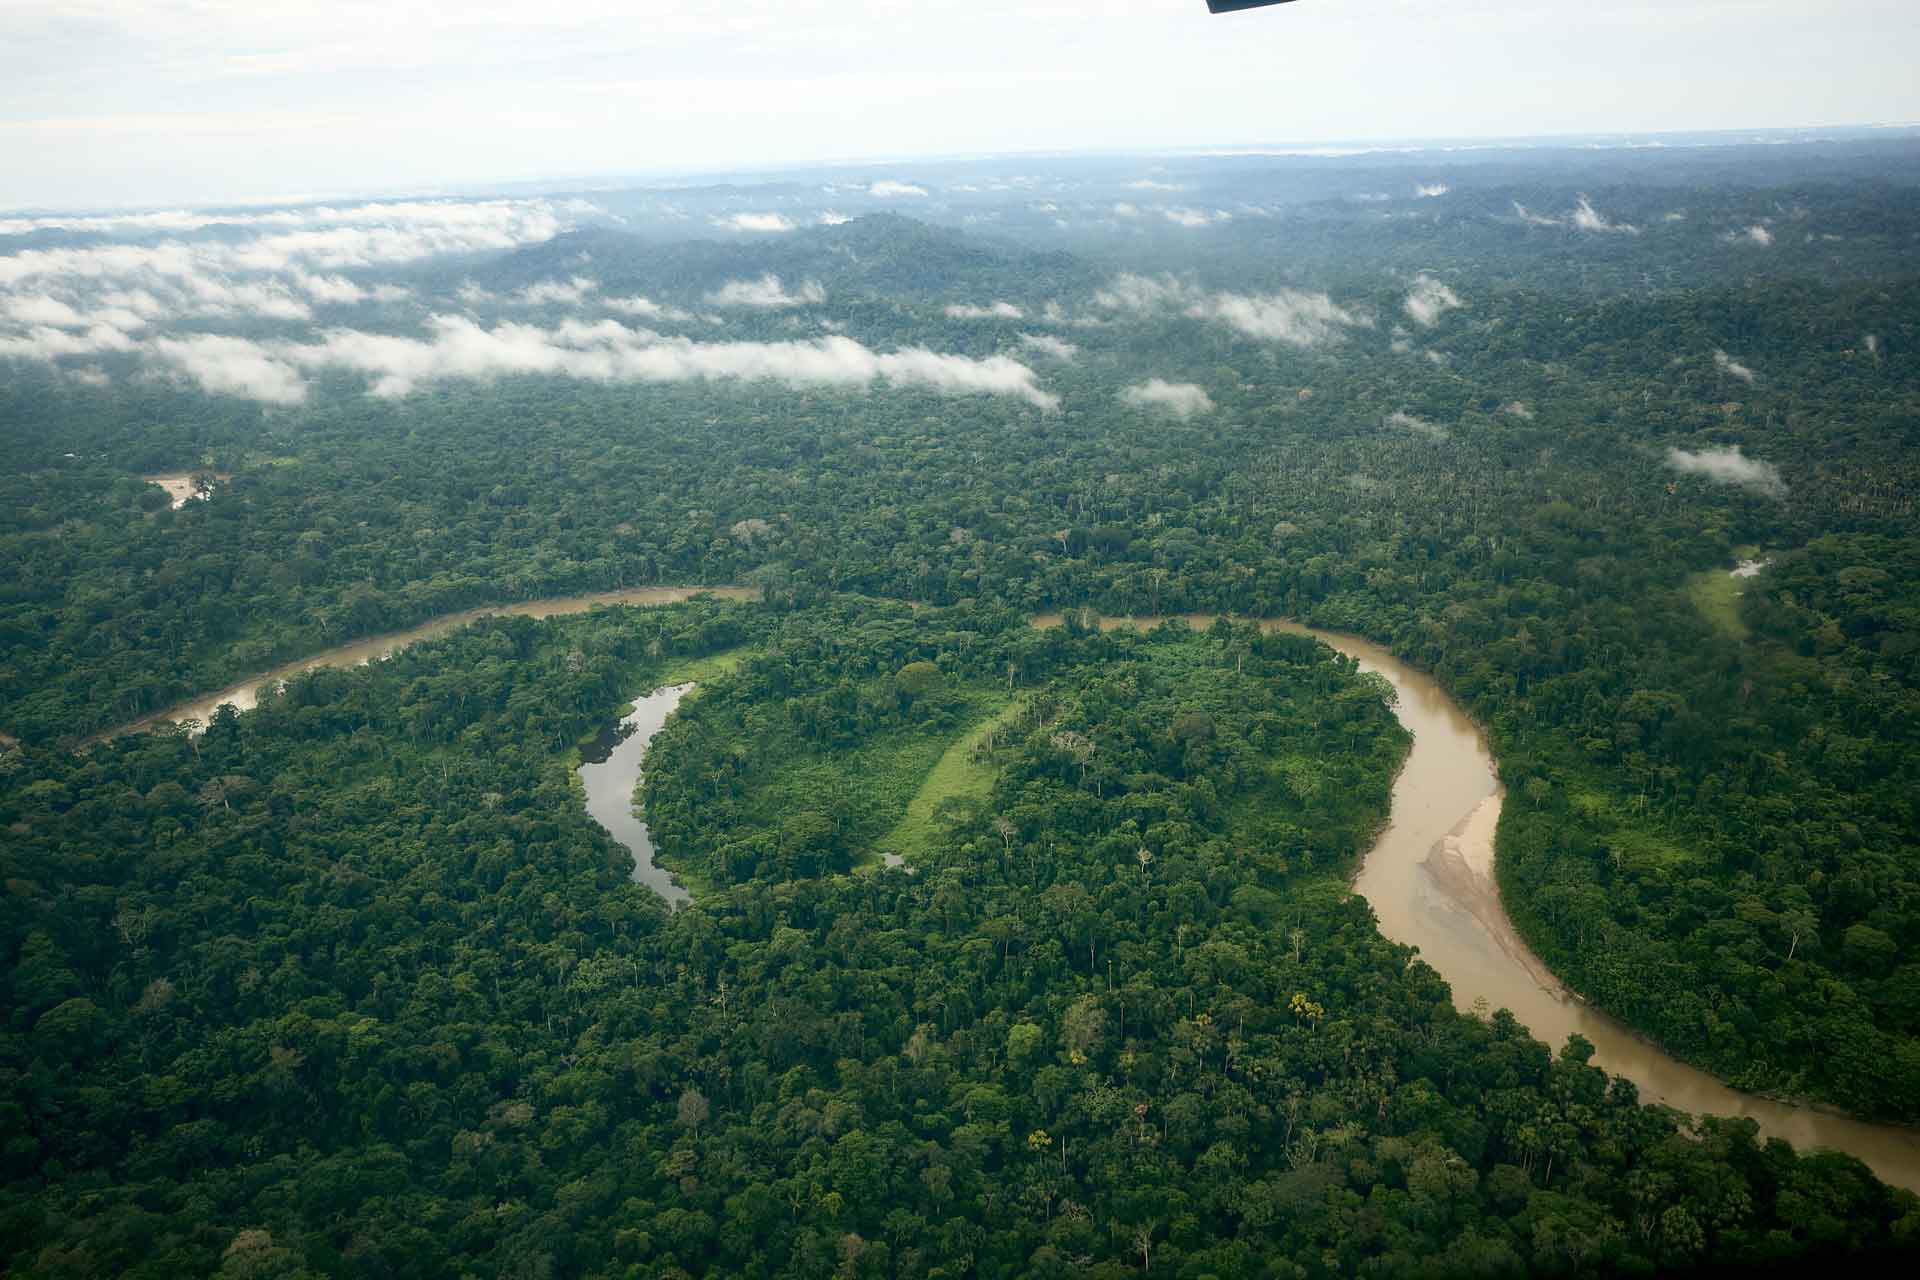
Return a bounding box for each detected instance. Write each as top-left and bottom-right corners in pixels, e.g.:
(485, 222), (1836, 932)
(69, 316), (1053, 409)
(515, 276), (597, 305)
(1017, 332), (1077, 361)
(296, 272), (408, 304)
(0, 198), (568, 342)
(1121, 378), (1213, 418)
(0, 197), (588, 240)
(1665, 445), (1783, 494)
(1162, 207), (1231, 228)
(1094, 274), (1192, 312)
(152, 333), (308, 405)
(1502, 401), (1534, 419)
(714, 212), (796, 232)
(1127, 179), (1186, 191)
(1733, 224), (1774, 246)
(0, 322), (139, 360)
(1713, 349), (1757, 383)
(944, 301), (1023, 320)
(1570, 195), (1638, 234)
(1095, 273), (1364, 348)
(1512, 197), (1639, 234)
(704, 274), (826, 308)
(1404, 273), (1463, 326)
(1201, 289), (1358, 345)
(273, 316), (1058, 407)
(1414, 183), (1450, 198)
(817, 211), (851, 225)
(868, 180), (928, 198)
(602, 294), (693, 322)
(1112, 202), (1141, 218)
(1, 293), (88, 327)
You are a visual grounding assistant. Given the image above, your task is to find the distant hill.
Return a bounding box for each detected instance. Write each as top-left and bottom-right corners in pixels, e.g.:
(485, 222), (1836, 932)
(428, 214), (1101, 308)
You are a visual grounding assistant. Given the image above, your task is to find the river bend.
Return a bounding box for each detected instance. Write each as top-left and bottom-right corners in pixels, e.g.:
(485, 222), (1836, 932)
(87, 595), (1920, 1189)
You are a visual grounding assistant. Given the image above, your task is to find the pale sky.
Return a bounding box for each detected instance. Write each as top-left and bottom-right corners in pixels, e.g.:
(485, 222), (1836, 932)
(4, 0), (1916, 209)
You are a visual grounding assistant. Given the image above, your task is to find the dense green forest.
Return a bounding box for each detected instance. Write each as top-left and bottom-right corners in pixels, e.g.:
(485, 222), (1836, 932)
(4, 601), (1914, 1276)
(5, 149), (1920, 1272)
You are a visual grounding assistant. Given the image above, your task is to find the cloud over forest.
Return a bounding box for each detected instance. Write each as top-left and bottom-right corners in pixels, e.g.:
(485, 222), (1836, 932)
(703, 275), (826, 308)
(1017, 333), (1077, 361)
(1096, 273), (1364, 348)
(1404, 274), (1463, 326)
(714, 212), (796, 232)
(944, 301), (1023, 319)
(1665, 445), (1784, 495)
(1121, 378), (1214, 418)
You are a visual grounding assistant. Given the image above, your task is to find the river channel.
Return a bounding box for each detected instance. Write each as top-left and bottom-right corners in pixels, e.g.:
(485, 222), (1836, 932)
(90, 594), (1920, 1190)
(1035, 612), (1920, 1193)
(578, 684), (693, 907)
(92, 586), (758, 742)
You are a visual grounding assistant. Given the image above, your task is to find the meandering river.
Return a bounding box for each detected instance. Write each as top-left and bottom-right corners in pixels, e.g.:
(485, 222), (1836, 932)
(90, 593), (1920, 1189)
(91, 586), (758, 742)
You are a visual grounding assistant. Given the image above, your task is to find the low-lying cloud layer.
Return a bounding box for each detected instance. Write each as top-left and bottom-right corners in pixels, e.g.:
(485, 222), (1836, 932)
(1713, 349), (1757, 383)
(703, 275), (826, 308)
(1017, 333), (1077, 361)
(1163, 207), (1231, 228)
(944, 301), (1023, 320)
(0, 196), (1069, 414)
(714, 212), (796, 233)
(1665, 445), (1784, 494)
(1513, 195), (1638, 234)
(0, 197), (591, 241)
(868, 180), (928, 198)
(1404, 274), (1464, 326)
(1121, 378), (1214, 418)
(0, 197), (577, 353)
(1096, 273), (1364, 348)
(62, 315), (1060, 410)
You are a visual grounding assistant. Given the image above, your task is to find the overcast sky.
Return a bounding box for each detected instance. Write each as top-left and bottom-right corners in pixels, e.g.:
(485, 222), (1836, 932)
(4, 0), (1916, 210)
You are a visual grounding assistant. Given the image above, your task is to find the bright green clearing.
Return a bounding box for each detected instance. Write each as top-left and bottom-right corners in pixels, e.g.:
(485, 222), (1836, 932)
(1686, 565), (1752, 643)
(870, 696), (1021, 867)
(660, 645), (757, 687)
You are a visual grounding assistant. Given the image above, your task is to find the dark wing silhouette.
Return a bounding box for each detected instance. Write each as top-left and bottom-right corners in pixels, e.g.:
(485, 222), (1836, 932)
(1206, 0), (1302, 12)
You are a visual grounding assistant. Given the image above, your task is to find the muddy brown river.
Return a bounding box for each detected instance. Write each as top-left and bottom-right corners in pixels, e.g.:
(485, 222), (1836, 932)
(93, 586), (758, 742)
(1035, 612), (1920, 1192)
(92, 596), (1920, 1189)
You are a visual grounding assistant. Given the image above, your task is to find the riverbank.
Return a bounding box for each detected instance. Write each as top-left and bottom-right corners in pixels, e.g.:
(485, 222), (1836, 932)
(69, 595), (1920, 1189)
(79, 585), (759, 747)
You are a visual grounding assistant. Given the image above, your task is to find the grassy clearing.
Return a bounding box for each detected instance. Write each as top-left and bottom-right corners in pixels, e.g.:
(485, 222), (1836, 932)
(1686, 567), (1751, 643)
(659, 645), (757, 687)
(871, 696), (1021, 867)
(1605, 825), (1700, 876)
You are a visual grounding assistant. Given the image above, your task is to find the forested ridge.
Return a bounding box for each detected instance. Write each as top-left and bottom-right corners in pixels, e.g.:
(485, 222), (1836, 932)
(5, 160), (1920, 1273)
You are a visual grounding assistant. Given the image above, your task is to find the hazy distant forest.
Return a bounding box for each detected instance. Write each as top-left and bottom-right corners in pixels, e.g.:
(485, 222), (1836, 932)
(3, 136), (1920, 1276)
